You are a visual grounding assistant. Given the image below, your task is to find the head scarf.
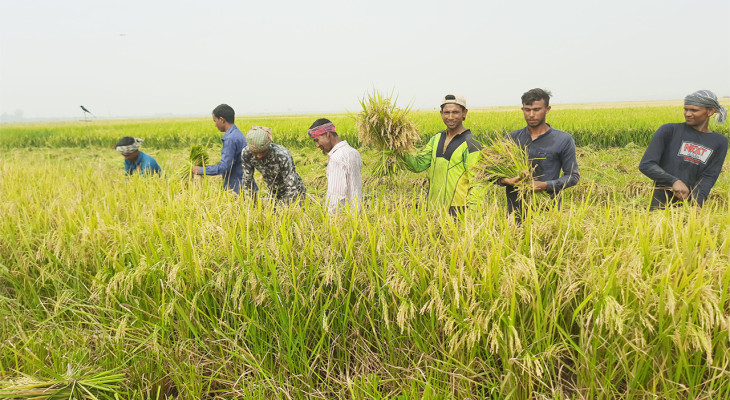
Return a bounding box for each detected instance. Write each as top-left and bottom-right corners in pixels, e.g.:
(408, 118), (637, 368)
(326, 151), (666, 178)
(247, 126), (273, 153)
(116, 138), (143, 155)
(684, 90), (727, 125)
(251, 125), (273, 141)
(308, 122), (336, 138)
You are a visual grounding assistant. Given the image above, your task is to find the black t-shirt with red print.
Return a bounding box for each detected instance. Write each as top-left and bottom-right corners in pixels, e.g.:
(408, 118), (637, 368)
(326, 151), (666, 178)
(639, 123), (728, 208)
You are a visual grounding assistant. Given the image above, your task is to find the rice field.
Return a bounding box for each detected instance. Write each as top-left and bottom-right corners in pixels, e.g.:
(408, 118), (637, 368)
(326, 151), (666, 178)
(1, 101), (729, 399)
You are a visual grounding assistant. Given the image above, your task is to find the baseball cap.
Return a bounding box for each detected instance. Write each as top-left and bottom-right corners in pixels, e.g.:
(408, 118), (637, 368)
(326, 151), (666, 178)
(441, 94), (466, 108)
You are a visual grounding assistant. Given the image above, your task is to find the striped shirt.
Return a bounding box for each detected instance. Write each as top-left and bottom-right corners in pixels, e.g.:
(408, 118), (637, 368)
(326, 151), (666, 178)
(326, 141), (363, 213)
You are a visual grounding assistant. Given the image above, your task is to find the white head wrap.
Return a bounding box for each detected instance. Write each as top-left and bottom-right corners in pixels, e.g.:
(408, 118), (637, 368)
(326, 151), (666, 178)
(116, 138), (144, 155)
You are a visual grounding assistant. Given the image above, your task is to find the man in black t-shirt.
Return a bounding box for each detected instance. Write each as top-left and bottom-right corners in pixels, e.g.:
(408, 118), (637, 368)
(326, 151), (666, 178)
(639, 90), (728, 210)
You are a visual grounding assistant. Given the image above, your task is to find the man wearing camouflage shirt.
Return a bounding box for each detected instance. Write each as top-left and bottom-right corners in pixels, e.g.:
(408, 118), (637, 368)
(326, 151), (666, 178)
(241, 126), (306, 203)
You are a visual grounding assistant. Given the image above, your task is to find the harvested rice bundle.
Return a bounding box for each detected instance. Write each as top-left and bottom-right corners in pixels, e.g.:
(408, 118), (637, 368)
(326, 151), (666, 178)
(178, 144), (210, 180)
(355, 90), (421, 177)
(477, 138), (550, 201)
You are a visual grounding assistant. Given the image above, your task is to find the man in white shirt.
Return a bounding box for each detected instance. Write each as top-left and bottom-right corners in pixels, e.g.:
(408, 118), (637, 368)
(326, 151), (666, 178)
(308, 118), (363, 214)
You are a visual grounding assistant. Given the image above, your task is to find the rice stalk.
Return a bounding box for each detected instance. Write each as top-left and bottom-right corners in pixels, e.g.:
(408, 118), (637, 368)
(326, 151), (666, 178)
(477, 137), (551, 203)
(354, 90), (421, 177)
(0, 368), (125, 399)
(178, 144), (210, 180)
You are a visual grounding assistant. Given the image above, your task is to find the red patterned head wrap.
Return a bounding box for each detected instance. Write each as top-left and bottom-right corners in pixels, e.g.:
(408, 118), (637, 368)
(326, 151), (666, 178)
(307, 122), (336, 138)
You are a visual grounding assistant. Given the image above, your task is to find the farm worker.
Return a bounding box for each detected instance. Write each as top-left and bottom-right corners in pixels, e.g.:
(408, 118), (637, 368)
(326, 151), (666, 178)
(639, 90), (727, 210)
(308, 118), (363, 214)
(400, 94), (483, 216)
(116, 136), (162, 176)
(499, 88), (580, 220)
(192, 104), (257, 194)
(241, 126), (306, 203)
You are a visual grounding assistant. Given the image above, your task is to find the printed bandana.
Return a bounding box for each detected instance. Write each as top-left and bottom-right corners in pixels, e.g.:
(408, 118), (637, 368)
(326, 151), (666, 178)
(247, 126), (273, 153)
(308, 122), (336, 138)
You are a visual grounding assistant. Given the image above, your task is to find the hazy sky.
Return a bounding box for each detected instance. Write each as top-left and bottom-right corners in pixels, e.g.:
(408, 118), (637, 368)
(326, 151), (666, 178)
(1, 0), (728, 120)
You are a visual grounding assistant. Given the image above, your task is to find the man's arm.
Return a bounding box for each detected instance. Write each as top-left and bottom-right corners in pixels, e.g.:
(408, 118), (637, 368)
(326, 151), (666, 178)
(147, 157), (162, 176)
(281, 152), (305, 201)
(201, 137), (238, 176)
(465, 139), (484, 207)
(639, 125), (678, 187)
(545, 136), (580, 194)
(692, 138), (728, 207)
(401, 135), (436, 173)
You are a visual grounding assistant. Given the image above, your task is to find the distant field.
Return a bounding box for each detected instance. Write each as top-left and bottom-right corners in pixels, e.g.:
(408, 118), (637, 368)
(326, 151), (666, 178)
(1, 102), (729, 399)
(2, 100), (728, 150)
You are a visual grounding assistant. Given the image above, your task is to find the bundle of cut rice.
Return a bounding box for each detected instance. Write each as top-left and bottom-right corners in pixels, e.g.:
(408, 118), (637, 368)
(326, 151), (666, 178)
(355, 90), (421, 177)
(477, 138), (550, 201)
(178, 145), (210, 181)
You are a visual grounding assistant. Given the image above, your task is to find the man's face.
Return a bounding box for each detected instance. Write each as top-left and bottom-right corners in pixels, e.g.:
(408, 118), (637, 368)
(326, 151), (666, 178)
(212, 115), (226, 132)
(521, 100), (551, 128)
(252, 149), (270, 160)
(123, 150), (139, 162)
(684, 105), (714, 128)
(312, 132), (335, 154)
(440, 104), (467, 130)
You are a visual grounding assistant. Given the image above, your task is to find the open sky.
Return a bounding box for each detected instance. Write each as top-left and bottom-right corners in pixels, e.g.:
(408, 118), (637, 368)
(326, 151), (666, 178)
(1, 0), (728, 120)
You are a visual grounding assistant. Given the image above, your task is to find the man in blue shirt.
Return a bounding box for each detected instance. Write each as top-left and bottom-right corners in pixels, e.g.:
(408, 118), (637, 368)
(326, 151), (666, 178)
(500, 89), (580, 220)
(192, 104), (257, 194)
(116, 137), (162, 176)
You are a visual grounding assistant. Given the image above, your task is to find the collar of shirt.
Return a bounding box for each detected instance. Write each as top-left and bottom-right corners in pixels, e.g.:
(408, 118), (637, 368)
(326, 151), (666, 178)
(328, 140), (349, 158)
(225, 124), (238, 137)
(132, 152), (144, 166)
(528, 124), (553, 142)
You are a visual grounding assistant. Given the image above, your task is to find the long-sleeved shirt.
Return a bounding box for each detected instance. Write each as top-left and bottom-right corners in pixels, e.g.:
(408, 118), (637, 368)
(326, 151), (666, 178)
(241, 143), (306, 202)
(326, 140), (363, 213)
(504, 126), (580, 214)
(402, 129), (483, 211)
(199, 124), (256, 194)
(639, 122), (728, 208)
(124, 151), (161, 176)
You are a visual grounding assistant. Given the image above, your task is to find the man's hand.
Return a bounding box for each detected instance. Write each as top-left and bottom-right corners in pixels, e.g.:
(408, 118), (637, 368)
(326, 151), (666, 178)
(672, 180), (690, 200)
(501, 170), (531, 186)
(530, 180), (548, 192)
(192, 166), (201, 175)
(500, 176), (521, 186)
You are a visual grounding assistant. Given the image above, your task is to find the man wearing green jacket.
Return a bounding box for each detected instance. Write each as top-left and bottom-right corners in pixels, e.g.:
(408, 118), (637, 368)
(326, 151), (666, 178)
(402, 94), (482, 215)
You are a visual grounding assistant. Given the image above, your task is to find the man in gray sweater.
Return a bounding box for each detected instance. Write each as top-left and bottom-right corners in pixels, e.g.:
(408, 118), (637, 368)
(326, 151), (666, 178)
(500, 88), (580, 220)
(639, 90), (728, 210)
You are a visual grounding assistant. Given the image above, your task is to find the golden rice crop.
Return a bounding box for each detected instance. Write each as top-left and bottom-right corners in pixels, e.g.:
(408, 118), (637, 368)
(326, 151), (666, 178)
(1, 103), (729, 399)
(478, 137), (550, 202)
(355, 90), (420, 155)
(355, 90), (421, 177)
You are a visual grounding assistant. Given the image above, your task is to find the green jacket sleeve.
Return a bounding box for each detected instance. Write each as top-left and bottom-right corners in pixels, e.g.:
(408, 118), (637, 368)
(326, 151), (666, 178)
(465, 143), (484, 207)
(401, 135), (435, 173)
